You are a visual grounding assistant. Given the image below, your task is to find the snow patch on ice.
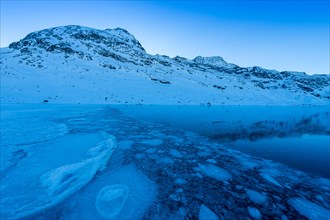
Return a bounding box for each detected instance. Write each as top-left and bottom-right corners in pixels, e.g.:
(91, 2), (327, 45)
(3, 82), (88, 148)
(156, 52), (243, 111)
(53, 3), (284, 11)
(288, 197), (330, 220)
(199, 204), (219, 220)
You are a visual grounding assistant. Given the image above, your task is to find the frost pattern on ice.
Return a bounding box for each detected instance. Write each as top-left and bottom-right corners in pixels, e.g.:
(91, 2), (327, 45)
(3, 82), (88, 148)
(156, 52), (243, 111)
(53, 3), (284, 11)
(1, 134), (116, 219)
(288, 197), (330, 220)
(63, 164), (157, 220)
(41, 134), (116, 195)
(95, 184), (129, 218)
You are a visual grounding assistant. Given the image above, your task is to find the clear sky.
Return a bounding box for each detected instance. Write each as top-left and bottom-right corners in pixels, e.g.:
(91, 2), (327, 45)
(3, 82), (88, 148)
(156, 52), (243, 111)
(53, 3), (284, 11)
(1, 0), (329, 74)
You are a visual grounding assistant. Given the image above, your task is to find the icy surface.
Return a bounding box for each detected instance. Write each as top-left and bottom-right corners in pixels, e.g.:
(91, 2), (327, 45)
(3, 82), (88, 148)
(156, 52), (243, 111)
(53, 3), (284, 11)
(199, 204), (219, 220)
(245, 189), (267, 204)
(198, 163), (232, 182)
(95, 184), (129, 218)
(248, 207), (262, 219)
(170, 149), (184, 158)
(140, 139), (163, 146)
(1, 104), (329, 219)
(288, 197), (330, 220)
(64, 165), (157, 220)
(260, 173), (283, 187)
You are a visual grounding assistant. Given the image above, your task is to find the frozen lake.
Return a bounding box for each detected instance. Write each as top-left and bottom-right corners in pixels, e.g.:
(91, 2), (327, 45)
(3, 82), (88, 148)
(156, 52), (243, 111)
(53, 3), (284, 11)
(115, 105), (330, 178)
(1, 104), (329, 219)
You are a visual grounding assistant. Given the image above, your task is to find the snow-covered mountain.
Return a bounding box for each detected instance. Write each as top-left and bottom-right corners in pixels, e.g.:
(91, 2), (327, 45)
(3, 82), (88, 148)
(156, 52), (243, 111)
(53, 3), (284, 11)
(1, 25), (329, 105)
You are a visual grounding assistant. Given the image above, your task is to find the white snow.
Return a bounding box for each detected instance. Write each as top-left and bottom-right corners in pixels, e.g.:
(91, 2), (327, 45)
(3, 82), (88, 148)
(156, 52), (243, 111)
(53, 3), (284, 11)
(198, 164), (232, 182)
(199, 204), (219, 220)
(1, 25), (328, 106)
(288, 197), (330, 220)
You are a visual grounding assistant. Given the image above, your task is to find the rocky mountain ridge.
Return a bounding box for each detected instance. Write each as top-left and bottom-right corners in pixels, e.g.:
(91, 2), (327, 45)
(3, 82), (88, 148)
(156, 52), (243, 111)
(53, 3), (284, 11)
(1, 25), (329, 105)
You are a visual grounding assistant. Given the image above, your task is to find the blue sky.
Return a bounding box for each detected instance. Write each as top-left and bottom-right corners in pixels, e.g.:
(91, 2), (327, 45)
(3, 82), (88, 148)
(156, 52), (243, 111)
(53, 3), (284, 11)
(1, 1), (329, 74)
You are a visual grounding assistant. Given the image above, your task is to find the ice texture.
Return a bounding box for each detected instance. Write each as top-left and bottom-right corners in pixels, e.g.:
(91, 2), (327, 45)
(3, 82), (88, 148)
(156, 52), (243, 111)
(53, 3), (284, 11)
(64, 165), (157, 220)
(245, 189), (267, 204)
(1, 133), (116, 219)
(248, 207), (262, 219)
(198, 164), (232, 182)
(260, 173), (282, 187)
(1, 104), (330, 220)
(206, 158), (217, 164)
(199, 204), (219, 220)
(95, 184), (129, 218)
(140, 139), (163, 146)
(288, 197), (330, 220)
(170, 149), (183, 158)
(174, 177), (188, 185)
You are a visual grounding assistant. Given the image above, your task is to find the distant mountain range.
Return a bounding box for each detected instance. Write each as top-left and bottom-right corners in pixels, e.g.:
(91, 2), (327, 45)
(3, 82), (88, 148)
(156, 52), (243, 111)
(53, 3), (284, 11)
(1, 25), (329, 105)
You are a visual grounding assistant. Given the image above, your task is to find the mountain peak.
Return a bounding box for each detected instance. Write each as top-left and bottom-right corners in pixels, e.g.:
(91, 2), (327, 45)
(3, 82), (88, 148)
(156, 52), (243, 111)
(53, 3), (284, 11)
(193, 56), (228, 67)
(9, 25), (145, 53)
(104, 27), (145, 51)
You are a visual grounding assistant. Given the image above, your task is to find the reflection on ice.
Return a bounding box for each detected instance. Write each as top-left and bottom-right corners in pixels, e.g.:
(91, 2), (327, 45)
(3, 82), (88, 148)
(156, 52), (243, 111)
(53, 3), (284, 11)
(115, 105), (330, 178)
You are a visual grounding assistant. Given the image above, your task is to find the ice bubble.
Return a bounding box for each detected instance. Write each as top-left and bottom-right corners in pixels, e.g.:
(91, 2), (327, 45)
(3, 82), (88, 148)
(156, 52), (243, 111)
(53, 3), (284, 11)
(95, 184), (129, 218)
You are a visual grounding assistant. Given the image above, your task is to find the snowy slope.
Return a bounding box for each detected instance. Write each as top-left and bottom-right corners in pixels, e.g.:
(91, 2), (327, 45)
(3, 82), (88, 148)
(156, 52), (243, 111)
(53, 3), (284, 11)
(1, 25), (329, 105)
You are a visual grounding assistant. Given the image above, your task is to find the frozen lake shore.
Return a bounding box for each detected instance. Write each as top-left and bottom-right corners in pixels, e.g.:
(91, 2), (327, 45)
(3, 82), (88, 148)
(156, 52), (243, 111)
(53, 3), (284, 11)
(1, 104), (329, 219)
